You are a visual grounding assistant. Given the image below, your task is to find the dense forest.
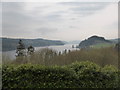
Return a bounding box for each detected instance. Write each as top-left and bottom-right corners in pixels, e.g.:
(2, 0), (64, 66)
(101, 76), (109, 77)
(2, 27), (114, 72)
(78, 35), (113, 48)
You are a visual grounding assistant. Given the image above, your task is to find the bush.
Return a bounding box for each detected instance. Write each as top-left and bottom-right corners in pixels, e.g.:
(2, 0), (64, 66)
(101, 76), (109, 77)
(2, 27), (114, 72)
(2, 64), (78, 88)
(2, 61), (119, 88)
(68, 61), (119, 88)
(101, 65), (119, 88)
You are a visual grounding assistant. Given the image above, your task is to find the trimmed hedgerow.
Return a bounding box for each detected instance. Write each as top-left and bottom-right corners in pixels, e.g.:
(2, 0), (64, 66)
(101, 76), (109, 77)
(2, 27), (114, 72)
(68, 61), (119, 88)
(2, 61), (120, 88)
(2, 64), (78, 88)
(101, 65), (119, 88)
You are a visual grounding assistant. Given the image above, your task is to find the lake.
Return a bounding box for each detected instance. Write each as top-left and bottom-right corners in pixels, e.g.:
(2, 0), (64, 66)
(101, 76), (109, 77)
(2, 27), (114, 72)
(2, 44), (80, 60)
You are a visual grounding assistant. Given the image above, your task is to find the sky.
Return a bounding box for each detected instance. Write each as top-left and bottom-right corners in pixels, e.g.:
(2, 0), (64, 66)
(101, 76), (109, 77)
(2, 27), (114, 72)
(1, 1), (118, 41)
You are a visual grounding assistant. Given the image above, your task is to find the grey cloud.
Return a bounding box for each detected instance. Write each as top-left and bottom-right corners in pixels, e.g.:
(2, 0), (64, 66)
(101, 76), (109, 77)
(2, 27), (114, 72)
(2, 2), (117, 40)
(0, 3), (2, 31)
(59, 2), (110, 17)
(3, 12), (32, 36)
(3, 12), (31, 24)
(59, 2), (110, 6)
(2, 2), (45, 36)
(30, 4), (64, 21)
(71, 5), (106, 11)
(69, 26), (77, 29)
(2, 2), (32, 25)
(105, 21), (118, 30)
(45, 14), (62, 21)
(2, 2), (25, 13)
(36, 27), (58, 35)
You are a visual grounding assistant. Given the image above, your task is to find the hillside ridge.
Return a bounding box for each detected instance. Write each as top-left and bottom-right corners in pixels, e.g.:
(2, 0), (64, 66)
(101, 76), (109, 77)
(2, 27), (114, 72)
(1, 37), (64, 51)
(79, 35), (112, 48)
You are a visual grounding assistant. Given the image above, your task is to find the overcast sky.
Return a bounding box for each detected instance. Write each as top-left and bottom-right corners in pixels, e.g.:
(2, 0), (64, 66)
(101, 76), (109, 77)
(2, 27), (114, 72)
(1, 1), (118, 41)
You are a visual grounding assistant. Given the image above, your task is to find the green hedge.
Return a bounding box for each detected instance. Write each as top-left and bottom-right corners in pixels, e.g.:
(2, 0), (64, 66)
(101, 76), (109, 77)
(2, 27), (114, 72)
(2, 61), (120, 88)
(68, 61), (119, 88)
(2, 64), (78, 88)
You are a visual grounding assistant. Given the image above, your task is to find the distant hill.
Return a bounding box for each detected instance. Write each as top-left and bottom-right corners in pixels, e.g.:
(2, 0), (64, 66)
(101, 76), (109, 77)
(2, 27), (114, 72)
(67, 40), (81, 44)
(1, 37), (65, 51)
(79, 35), (112, 48)
(109, 38), (120, 43)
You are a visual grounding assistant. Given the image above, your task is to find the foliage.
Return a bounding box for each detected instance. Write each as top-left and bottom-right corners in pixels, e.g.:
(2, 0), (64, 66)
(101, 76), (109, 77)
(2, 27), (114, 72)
(101, 65), (119, 88)
(2, 61), (120, 88)
(79, 35), (112, 48)
(90, 43), (114, 48)
(68, 61), (119, 88)
(2, 64), (78, 88)
(3, 47), (118, 68)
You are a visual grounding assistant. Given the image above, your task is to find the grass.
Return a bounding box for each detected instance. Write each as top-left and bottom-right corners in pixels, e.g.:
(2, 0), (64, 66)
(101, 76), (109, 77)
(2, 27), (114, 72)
(90, 43), (115, 48)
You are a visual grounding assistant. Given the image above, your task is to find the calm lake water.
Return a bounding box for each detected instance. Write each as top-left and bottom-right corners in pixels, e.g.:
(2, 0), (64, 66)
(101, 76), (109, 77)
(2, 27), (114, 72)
(2, 44), (80, 60)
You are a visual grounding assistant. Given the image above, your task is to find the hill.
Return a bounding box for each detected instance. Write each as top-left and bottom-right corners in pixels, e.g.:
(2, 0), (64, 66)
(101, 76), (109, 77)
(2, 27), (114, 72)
(67, 40), (81, 44)
(79, 35), (112, 48)
(1, 37), (64, 51)
(109, 38), (120, 43)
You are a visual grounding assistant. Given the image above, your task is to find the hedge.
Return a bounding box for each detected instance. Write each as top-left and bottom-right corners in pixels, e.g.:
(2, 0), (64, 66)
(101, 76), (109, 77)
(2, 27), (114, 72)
(68, 61), (119, 88)
(2, 61), (120, 88)
(2, 64), (78, 88)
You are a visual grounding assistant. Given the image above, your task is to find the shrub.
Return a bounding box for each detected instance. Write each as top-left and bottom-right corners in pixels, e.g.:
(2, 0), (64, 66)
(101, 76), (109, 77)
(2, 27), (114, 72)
(67, 61), (119, 88)
(2, 64), (78, 88)
(2, 61), (119, 88)
(101, 65), (119, 88)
